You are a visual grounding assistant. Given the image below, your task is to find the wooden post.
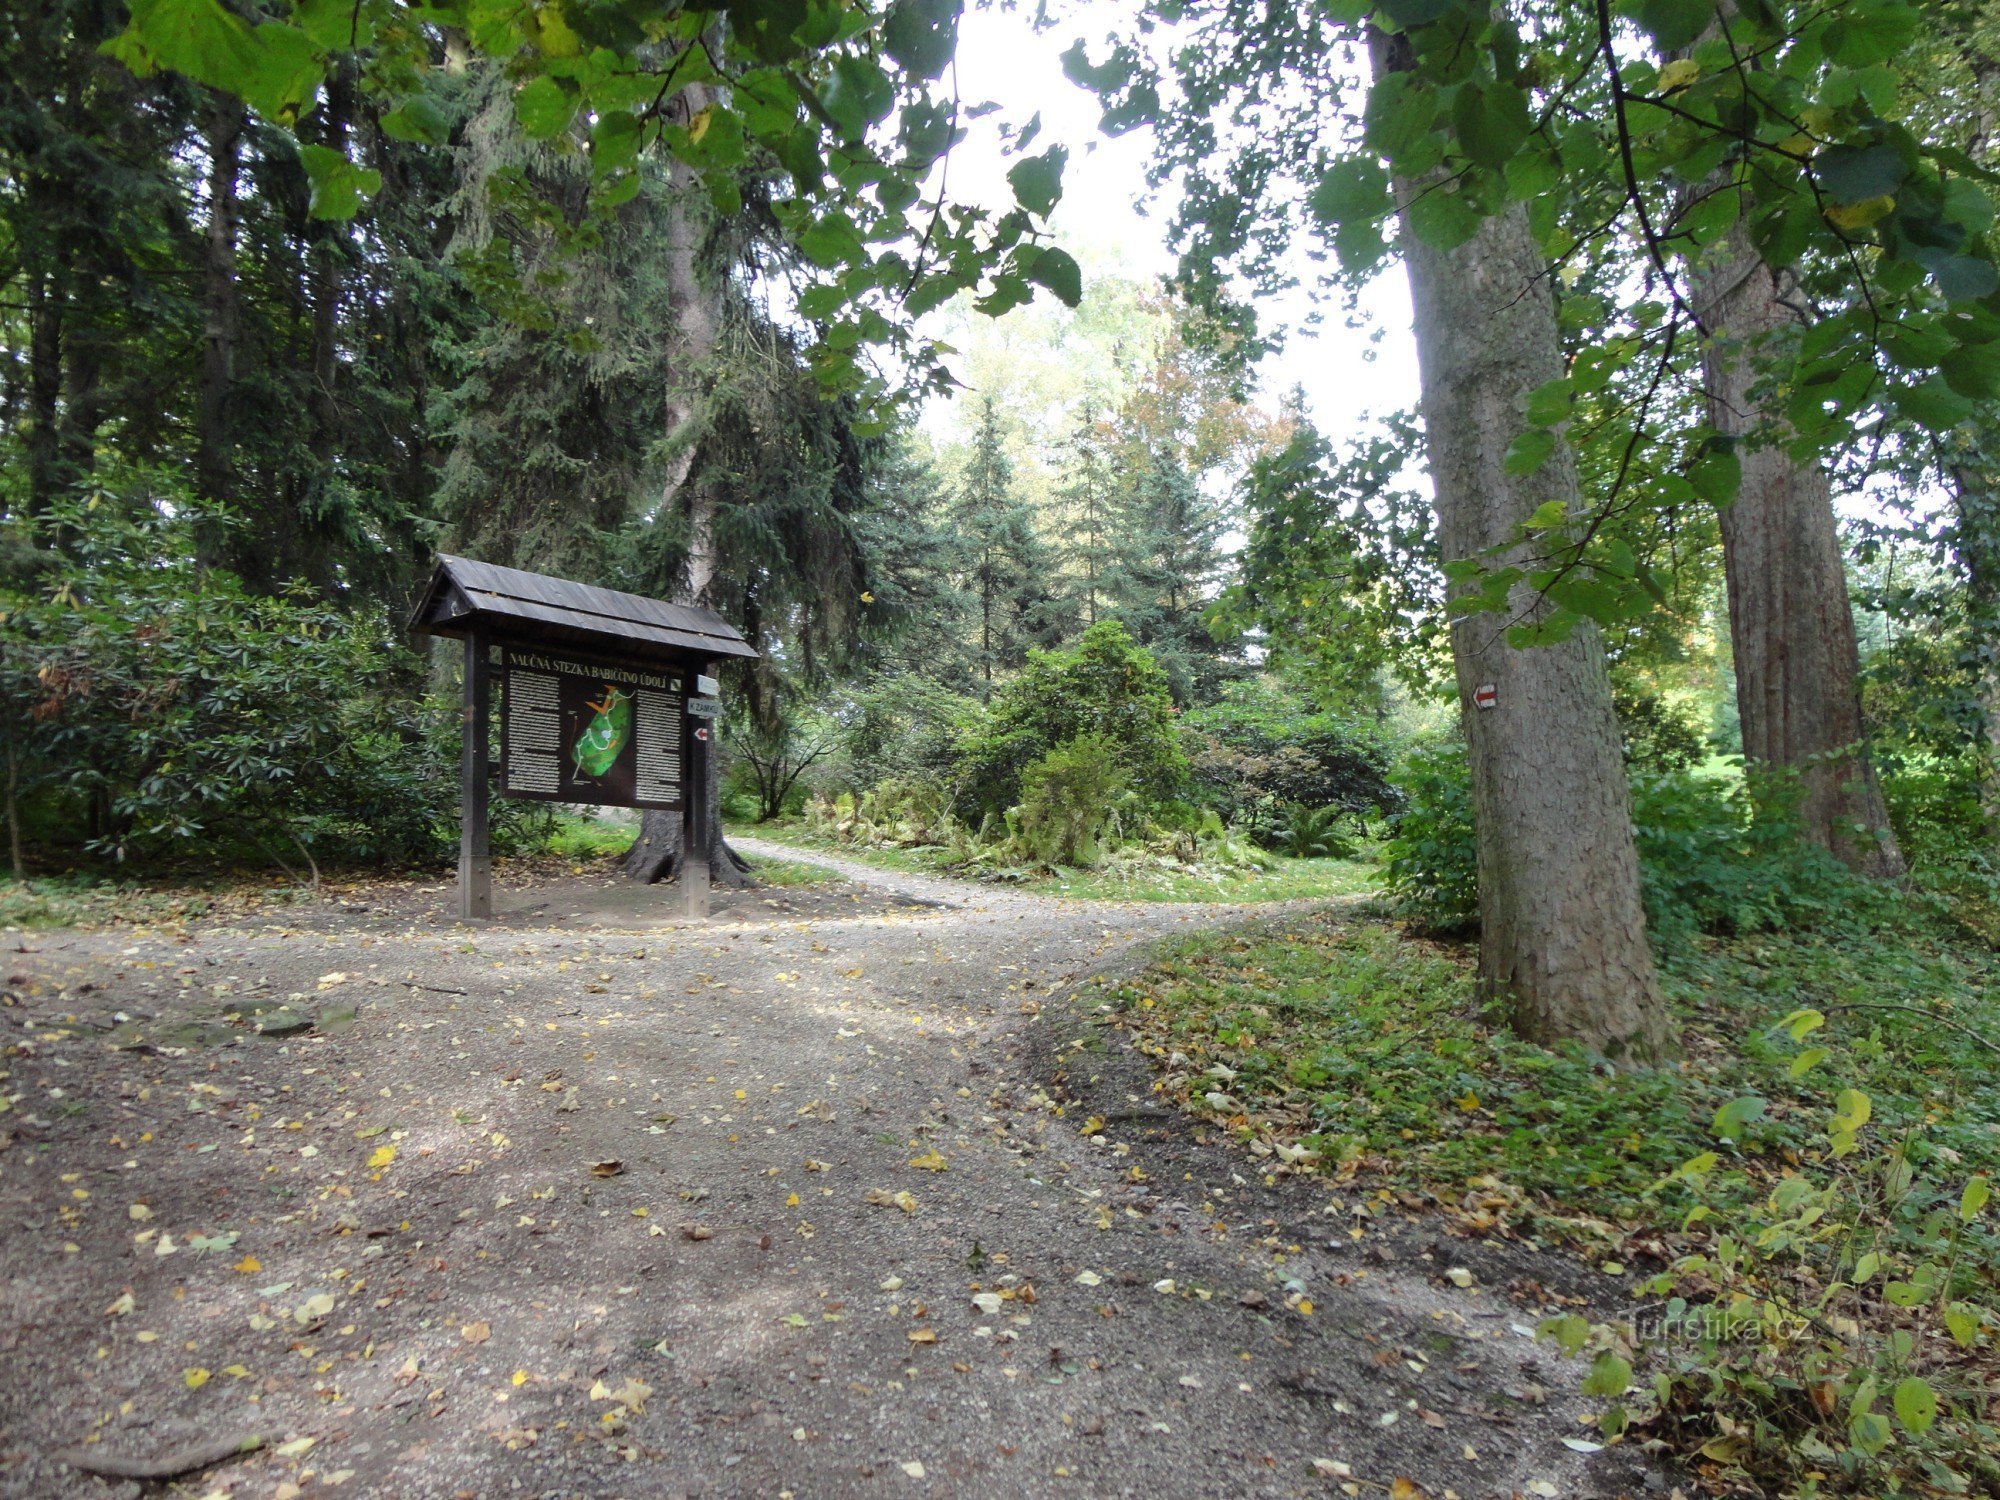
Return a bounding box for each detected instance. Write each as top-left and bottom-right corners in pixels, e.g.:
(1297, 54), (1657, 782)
(458, 627), (492, 921)
(682, 670), (712, 920)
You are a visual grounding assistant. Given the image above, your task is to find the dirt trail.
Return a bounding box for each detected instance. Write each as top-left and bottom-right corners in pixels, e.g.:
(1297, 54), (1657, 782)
(0, 846), (1642, 1499)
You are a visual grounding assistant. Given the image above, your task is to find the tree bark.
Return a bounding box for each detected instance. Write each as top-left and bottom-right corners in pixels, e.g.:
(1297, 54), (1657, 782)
(1374, 32), (1669, 1062)
(25, 269), (62, 516)
(621, 74), (747, 887)
(1946, 454), (2000, 841)
(196, 96), (245, 516)
(1690, 227), (1904, 879)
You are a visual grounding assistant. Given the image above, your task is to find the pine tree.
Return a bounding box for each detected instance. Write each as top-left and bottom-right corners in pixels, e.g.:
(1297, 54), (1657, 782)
(951, 396), (1066, 686)
(1055, 406), (1120, 630)
(1106, 448), (1232, 703)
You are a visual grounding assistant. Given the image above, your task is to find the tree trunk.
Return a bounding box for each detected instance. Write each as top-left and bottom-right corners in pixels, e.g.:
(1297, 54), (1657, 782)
(622, 73), (747, 887)
(1947, 455), (2000, 841)
(1690, 227), (1904, 879)
(25, 269), (62, 516)
(1374, 32), (1669, 1062)
(196, 96), (245, 516)
(306, 66), (352, 582)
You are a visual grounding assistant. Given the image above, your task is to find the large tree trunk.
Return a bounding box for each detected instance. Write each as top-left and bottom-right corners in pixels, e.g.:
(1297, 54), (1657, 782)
(1947, 455), (2000, 842)
(1690, 227), (1903, 879)
(196, 96), (245, 516)
(1375, 34), (1669, 1062)
(621, 76), (748, 888)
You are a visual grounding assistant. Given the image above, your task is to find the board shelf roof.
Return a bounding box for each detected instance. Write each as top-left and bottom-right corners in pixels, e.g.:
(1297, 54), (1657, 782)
(409, 554), (758, 664)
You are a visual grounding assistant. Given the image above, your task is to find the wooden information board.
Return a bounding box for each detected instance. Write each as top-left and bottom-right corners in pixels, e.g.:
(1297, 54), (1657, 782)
(498, 646), (686, 811)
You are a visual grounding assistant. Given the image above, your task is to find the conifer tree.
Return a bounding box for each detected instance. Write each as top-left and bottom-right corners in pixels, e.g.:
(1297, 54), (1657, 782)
(1055, 406), (1120, 630)
(1106, 448), (1232, 703)
(952, 396), (1067, 686)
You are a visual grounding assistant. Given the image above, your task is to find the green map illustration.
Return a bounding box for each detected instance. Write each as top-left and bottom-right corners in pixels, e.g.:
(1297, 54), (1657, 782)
(572, 685), (633, 778)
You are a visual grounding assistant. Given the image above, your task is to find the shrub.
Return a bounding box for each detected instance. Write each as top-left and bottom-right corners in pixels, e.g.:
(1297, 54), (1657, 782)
(1182, 677), (1398, 836)
(1630, 767), (1863, 942)
(1612, 685), (1710, 772)
(1013, 734), (1133, 867)
(2, 488), (450, 872)
(1381, 741), (1480, 935)
(1384, 742), (1868, 942)
(827, 673), (981, 795)
(957, 621), (1186, 818)
(1267, 802), (1357, 859)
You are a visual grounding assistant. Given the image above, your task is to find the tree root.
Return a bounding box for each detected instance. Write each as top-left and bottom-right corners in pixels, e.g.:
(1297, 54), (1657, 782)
(55, 1433), (264, 1481)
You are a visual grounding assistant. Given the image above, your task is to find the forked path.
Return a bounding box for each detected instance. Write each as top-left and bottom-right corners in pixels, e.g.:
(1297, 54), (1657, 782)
(0, 844), (1635, 1499)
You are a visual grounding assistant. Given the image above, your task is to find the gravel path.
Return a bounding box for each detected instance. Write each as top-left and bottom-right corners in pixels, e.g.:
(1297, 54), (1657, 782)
(0, 847), (1640, 1499)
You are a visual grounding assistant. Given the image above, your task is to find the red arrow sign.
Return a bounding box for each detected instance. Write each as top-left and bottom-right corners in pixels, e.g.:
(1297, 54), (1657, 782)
(1473, 683), (1497, 710)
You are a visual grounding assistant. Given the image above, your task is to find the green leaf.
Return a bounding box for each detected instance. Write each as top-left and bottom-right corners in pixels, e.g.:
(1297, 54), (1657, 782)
(1310, 159), (1393, 273)
(1309, 158), (1391, 230)
(1712, 1095), (1766, 1140)
(1944, 1305), (1982, 1347)
(821, 54), (894, 142)
(1961, 1175), (1992, 1222)
(1524, 499), (1568, 529)
(1914, 250), (2000, 303)
(379, 94), (450, 145)
(291, 0), (373, 50)
(1823, 5), (1921, 66)
(1780, 1007), (1825, 1040)
(1451, 80), (1531, 171)
(1893, 1375), (1938, 1434)
(1896, 373), (1978, 426)
(1502, 429), (1555, 478)
(1941, 339), (2000, 399)
(1406, 187), (1481, 250)
(1377, 0), (1455, 26)
(1537, 1313), (1590, 1356)
(1582, 1352), (1632, 1398)
(1816, 142), (1909, 206)
(1688, 444), (1741, 507)
(298, 143), (380, 220)
(1524, 379), (1573, 426)
(883, 0), (957, 80)
(514, 76), (576, 140)
(1007, 147), (1067, 218)
(1848, 1410), (1892, 1456)
(797, 214), (864, 268)
(1788, 1046), (1829, 1079)
(1023, 246), (1083, 307)
(1635, 0), (1716, 50)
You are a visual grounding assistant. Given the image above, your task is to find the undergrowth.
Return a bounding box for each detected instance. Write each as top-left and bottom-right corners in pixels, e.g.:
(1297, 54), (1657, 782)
(1103, 901), (2000, 1494)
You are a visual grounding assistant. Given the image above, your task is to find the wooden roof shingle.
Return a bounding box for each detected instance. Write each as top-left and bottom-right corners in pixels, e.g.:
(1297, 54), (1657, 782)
(409, 555), (758, 663)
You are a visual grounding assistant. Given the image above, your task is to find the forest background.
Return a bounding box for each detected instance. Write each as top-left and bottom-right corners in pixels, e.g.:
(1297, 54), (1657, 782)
(10, 0), (2000, 1489)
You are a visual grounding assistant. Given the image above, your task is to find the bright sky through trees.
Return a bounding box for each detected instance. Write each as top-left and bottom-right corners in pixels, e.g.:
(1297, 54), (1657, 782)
(920, 4), (1422, 437)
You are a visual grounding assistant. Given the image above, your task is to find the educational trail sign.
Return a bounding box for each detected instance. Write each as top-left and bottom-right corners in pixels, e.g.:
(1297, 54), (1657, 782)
(409, 556), (758, 921)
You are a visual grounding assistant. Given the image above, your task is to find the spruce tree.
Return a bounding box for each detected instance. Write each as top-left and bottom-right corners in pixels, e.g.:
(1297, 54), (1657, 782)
(1106, 448), (1232, 703)
(951, 396), (1066, 687)
(1055, 406), (1120, 630)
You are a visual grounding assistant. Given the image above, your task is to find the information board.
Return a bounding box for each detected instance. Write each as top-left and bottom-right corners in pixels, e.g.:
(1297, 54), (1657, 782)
(498, 646), (684, 810)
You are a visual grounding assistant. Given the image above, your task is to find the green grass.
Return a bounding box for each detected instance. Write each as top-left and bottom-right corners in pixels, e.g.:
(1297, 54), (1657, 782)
(1099, 901), (2000, 1229)
(730, 819), (1378, 903)
(746, 854), (840, 887)
(542, 814), (638, 860)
